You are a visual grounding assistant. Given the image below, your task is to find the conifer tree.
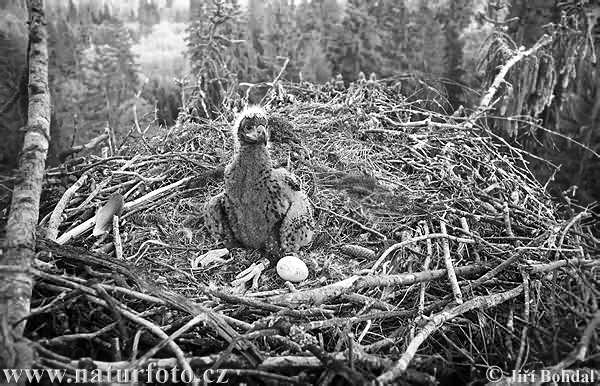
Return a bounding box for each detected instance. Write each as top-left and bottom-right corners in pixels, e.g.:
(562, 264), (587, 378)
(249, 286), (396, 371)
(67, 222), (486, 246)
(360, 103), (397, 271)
(332, 0), (382, 81)
(138, 0), (160, 35)
(296, 0), (341, 71)
(185, 0), (243, 116)
(261, 0), (300, 80)
(441, 0), (473, 108)
(371, 0), (409, 76)
(79, 20), (139, 135)
(300, 31), (332, 82)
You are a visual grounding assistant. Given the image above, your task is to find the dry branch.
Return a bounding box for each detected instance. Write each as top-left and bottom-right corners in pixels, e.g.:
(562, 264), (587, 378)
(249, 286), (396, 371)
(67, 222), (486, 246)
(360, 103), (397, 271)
(376, 285), (524, 384)
(45, 173), (88, 240)
(550, 309), (600, 371)
(55, 176), (192, 244)
(59, 133), (109, 161)
(268, 264), (488, 306)
(439, 220), (463, 304)
(465, 34), (553, 124)
(112, 215), (123, 259)
(370, 233), (475, 274)
(418, 221), (433, 315)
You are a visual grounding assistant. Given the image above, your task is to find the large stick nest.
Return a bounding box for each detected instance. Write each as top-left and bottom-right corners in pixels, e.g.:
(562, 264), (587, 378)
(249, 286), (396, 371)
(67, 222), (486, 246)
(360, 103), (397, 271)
(18, 79), (600, 385)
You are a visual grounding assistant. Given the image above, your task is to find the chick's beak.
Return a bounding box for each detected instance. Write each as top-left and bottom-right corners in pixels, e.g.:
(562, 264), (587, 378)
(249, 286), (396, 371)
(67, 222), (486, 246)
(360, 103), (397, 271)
(245, 124), (268, 144)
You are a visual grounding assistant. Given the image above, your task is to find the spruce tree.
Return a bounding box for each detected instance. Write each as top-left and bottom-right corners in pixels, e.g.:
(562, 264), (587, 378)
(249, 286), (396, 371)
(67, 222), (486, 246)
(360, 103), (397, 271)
(185, 0), (243, 117)
(79, 20), (140, 135)
(261, 0), (300, 80)
(440, 0), (472, 108)
(332, 0), (382, 82)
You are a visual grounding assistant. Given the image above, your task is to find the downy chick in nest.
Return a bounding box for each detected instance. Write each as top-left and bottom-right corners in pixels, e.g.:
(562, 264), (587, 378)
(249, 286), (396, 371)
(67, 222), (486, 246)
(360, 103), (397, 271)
(204, 106), (315, 287)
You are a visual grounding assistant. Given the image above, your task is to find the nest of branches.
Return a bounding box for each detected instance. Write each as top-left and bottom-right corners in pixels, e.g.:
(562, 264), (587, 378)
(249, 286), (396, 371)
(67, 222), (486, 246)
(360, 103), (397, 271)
(22, 79), (599, 385)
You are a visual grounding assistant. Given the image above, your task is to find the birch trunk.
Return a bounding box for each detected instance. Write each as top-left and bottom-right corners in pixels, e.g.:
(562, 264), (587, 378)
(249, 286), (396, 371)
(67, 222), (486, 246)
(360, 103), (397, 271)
(0, 0), (50, 374)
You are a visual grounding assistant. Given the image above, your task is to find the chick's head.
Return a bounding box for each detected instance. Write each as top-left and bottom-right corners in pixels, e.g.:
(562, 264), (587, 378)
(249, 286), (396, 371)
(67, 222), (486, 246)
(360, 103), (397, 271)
(233, 106), (269, 146)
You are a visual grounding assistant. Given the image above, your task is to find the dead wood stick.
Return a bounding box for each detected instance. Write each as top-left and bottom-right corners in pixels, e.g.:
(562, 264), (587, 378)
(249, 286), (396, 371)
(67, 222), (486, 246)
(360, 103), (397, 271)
(112, 215), (123, 260)
(72, 155), (139, 212)
(301, 310), (413, 331)
(268, 263), (487, 306)
(549, 309), (600, 371)
(134, 313), (208, 368)
(45, 173), (89, 240)
(0, 0), (51, 370)
(68, 354), (244, 372)
(113, 170), (165, 183)
(97, 283), (165, 305)
(516, 246), (583, 252)
(379, 116), (466, 129)
(461, 252), (521, 294)
(56, 176), (192, 244)
(554, 211), (589, 260)
(35, 239), (262, 366)
(36, 238), (144, 287)
(203, 286), (330, 318)
(342, 293), (395, 311)
(124, 176), (192, 211)
(439, 221), (463, 304)
(34, 278), (257, 370)
(43, 274), (195, 379)
(514, 271), (530, 370)
(527, 258), (599, 273)
(376, 285), (524, 384)
(42, 322), (117, 346)
(318, 206), (386, 240)
(370, 232), (474, 273)
(96, 297), (194, 381)
(140, 286), (263, 367)
(59, 133), (109, 160)
(465, 34), (552, 124)
(260, 57), (290, 104)
(459, 217), (480, 261)
(418, 221), (433, 316)
(32, 342), (73, 364)
(33, 269), (193, 377)
(66, 351), (392, 373)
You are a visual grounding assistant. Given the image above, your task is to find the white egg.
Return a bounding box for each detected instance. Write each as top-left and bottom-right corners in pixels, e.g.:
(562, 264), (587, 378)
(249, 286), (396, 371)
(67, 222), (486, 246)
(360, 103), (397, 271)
(276, 255), (309, 282)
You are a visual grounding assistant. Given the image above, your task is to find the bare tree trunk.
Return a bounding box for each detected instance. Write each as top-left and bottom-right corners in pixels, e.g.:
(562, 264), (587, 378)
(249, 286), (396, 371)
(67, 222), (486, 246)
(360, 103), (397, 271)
(0, 0), (50, 376)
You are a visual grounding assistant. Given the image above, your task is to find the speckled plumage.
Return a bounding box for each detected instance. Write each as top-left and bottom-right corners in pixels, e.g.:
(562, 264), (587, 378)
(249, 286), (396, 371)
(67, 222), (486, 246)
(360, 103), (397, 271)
(204, 106), (314, 257)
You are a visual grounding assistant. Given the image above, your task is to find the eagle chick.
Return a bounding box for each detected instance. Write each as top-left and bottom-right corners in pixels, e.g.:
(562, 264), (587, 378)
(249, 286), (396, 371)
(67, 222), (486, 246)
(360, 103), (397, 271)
(204, 106), (314, 285)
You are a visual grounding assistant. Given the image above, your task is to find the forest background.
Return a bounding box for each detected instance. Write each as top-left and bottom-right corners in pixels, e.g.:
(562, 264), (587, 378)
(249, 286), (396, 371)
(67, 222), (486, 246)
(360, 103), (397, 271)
(0, 0), (598, 207)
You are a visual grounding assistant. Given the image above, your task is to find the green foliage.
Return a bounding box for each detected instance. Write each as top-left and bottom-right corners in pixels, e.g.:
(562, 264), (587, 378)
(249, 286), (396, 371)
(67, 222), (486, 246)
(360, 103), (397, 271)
(8, 0), (494, 165)
(78, 20), (141, 139)
(138, 0), (161, 34)
(300, 33), (332, 83)
(440, 0), (473, 108)
(261, 0), (301, 78)
(185, 0), (244, 117)
(0, 12), (27, 168)
(332, 0), (383, 80)
(181, 0), (485, 116)
(132, 22), (188, 125)
(479, 0), (600, 203)
(374, 1), (410, 74)
(186, 0), (242, 76)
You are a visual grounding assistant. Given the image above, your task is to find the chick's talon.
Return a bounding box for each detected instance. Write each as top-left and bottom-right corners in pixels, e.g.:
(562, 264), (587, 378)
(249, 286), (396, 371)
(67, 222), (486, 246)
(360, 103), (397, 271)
(231, 258), (270, 289)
